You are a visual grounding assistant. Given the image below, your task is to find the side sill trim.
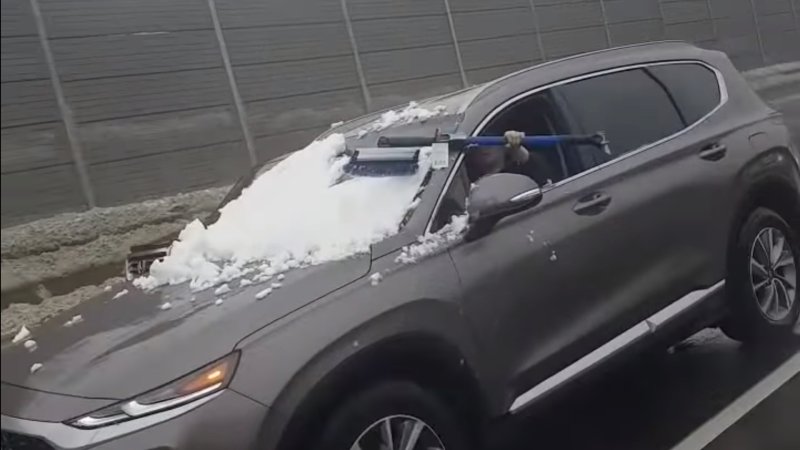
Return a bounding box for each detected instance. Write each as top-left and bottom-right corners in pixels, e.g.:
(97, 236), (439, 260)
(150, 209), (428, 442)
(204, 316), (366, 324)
(508, 280), (726, 413)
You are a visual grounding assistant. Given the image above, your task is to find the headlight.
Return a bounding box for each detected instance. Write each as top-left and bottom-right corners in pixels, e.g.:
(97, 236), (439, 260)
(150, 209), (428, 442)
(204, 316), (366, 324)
(68, 352), (239, 429)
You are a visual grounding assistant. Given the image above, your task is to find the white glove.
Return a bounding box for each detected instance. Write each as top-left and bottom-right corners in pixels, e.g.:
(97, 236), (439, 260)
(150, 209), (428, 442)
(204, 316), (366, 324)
(504, 130), (525, 148)
(504, 130), (528, 165)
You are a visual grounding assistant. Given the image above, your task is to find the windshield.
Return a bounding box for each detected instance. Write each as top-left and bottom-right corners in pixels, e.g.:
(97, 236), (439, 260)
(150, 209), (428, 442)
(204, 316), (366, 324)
(135, 133), (433, 291)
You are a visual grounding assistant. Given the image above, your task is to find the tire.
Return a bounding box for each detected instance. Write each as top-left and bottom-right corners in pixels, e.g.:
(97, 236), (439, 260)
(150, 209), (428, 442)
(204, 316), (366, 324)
(314, 381), (472, 450)
(721, 207), (799, 344)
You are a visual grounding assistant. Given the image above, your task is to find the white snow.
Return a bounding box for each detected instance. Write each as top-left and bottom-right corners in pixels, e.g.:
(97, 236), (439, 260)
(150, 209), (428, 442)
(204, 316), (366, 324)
(356, 102), (446, 136)
(396, 214), (469, 264)
(214, 298), (224, 306)
(329, 121), (344, 128)
(271, 282), (282, 289)
(134, 133), (432, 292)
(30, 363), (43, 374)
(159, 302), (172, 310)
(112, 289), (129, 300)
(63, 315), (83, 327)
(239, 278), (253, 287)
(369, 272), (383, 286)
(255, 287), (272, 300)
(12, 325), (31, 344)
(24, 340), (37, 352)
(103, 285), (112, 292)
(277, 273), (285, 281)
(549, 251), (558, 262)
(214, 283), (231, 296)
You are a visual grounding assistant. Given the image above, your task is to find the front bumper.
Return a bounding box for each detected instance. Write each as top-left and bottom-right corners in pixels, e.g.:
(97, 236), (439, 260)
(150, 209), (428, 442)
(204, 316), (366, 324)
(1, 389), (267, 450)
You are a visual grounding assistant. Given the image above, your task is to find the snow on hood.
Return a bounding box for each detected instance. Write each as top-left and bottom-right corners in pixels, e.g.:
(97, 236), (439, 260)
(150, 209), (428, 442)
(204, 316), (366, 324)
(135, 133), (432, 291)
(355, 102), (446, 138)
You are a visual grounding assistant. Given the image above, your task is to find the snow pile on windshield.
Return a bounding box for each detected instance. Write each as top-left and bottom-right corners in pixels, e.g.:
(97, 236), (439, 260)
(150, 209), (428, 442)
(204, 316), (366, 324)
(357, 101), (446, 137)
(134, 133), (431, 291)
(396, 214), (468, 264)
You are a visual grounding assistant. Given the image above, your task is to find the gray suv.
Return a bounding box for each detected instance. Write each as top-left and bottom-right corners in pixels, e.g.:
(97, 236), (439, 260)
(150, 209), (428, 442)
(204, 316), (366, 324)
(2, 41), (799, 450)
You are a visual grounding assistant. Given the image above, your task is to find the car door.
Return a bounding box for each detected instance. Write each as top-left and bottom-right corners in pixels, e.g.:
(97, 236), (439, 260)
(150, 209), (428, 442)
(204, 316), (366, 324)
(446, 64), (728, 412)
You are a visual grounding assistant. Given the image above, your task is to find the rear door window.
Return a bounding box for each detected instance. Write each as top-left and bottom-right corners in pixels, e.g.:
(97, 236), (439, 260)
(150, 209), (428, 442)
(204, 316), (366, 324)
(647, 63), (721, 125)
(554, 68), (685, 161)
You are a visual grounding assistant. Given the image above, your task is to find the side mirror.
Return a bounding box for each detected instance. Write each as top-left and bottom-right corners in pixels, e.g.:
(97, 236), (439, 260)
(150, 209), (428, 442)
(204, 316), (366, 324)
(466, 173), (542, 241)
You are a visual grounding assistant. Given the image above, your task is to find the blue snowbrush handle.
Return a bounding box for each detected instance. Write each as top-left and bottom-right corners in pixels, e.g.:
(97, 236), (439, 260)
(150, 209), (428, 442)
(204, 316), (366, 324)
(466, 134), (603, 148)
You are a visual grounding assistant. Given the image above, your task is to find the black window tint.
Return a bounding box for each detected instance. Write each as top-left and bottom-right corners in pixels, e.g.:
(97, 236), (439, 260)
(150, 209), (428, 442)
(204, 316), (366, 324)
(648, 64), (721, 125)
(555, 68), (684, 158)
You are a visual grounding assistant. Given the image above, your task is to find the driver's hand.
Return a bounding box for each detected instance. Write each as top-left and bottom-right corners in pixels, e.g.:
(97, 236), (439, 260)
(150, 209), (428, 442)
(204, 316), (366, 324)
(504, 130), (525, 149)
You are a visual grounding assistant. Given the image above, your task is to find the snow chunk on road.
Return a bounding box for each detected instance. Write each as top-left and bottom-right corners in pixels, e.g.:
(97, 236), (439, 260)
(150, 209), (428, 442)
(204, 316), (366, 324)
(214, 283), (231, 296)
(239, 278), (253, 287)
(112, 289), (129, 300)
(12, 325), (31, 344)
(214, 298), (224, 306)
(103, 285), (112, 292)
(369, 272), (382, 286)
(396, 214), (468, 264)
(159, 302), (172, 310)
(135, 133), (431, 291)
(24, 340), (38, 352)
(30, 363), (43, 374)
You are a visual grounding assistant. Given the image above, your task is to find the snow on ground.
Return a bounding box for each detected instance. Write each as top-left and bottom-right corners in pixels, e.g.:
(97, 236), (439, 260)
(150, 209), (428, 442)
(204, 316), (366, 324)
(1, 277), (124, 340)
(396, 214), (469, 264)
(135, 132), (433, 292)
(112, 289), (129, 300)
(369, 272), (382, 286)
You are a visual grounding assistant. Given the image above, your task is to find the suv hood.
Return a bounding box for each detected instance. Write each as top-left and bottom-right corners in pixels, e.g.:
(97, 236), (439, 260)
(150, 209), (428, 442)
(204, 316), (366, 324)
(1, 254), (369, 401)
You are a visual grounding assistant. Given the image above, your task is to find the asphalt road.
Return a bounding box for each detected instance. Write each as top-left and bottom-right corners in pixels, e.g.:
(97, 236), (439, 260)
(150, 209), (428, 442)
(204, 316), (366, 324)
(489, 85), (800, 450)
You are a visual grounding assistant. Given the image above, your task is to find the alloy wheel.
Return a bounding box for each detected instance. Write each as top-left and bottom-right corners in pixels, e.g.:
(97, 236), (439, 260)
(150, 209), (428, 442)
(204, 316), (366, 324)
(750, 227), (797, 322)
(350, 415), (445, 450)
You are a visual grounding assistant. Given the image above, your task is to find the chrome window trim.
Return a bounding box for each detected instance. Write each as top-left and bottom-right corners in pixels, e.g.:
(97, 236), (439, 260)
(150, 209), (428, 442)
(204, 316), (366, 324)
(425, 60), (728, 234)
(510, 188), (542, 203)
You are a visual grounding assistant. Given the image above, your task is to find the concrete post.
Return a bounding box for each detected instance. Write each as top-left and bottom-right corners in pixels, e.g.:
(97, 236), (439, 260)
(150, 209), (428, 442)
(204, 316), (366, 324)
(206, 0), (258, 166)
(339, 0), (372, 112)
(527, 0), (548, 62)
(747, 0), (767, 64)
(29, 0), (96, 208)
(599, 0), (613, 48)
(442, 0), (469, 88)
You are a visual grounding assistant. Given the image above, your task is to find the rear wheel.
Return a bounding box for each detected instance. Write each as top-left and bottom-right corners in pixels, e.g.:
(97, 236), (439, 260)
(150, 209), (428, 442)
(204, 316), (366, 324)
(722, 207), (799, 343)
(314, 381), (471, 450)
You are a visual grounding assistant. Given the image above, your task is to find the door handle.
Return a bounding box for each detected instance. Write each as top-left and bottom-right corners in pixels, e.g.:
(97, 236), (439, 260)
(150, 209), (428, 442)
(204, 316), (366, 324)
(573, 192), (612, 215)
(699, 143), (727, 161)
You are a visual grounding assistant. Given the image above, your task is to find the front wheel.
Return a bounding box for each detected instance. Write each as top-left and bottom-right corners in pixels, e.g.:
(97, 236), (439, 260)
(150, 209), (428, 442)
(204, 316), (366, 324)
(314, 381), (472, 450)
(722, 207), (799, 343)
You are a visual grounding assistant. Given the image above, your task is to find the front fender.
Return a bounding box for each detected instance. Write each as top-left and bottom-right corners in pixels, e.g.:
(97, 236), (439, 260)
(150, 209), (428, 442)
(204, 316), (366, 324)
(229, 248), (491, 449)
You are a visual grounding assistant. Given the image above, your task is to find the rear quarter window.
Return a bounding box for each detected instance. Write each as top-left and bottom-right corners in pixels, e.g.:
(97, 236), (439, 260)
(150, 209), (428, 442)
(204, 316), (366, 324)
(647, 63), (721, 125)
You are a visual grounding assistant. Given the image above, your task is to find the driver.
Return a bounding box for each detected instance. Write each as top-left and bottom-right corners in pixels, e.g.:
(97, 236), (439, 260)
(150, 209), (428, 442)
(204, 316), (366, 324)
(465, 130), (552, 186)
